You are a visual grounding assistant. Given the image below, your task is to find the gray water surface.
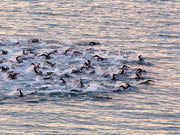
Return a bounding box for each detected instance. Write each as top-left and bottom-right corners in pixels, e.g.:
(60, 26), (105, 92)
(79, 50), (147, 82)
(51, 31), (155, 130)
(0, 0), (179, 134)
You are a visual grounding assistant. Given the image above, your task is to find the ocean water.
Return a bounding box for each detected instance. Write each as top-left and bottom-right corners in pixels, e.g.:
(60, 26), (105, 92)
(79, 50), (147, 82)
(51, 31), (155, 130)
(0, 0), (180, 134)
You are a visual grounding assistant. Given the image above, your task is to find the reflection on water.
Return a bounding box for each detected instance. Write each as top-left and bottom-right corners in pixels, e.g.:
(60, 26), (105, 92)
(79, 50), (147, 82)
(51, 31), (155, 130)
(0, 0), (179, 134)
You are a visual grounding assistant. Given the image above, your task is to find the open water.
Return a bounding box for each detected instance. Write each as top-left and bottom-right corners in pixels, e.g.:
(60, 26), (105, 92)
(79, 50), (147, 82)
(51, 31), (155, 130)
(0, 0), (180, 134)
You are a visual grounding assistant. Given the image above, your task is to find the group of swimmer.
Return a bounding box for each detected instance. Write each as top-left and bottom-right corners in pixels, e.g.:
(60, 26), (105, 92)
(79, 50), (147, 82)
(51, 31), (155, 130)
(0, 39), (155, 98)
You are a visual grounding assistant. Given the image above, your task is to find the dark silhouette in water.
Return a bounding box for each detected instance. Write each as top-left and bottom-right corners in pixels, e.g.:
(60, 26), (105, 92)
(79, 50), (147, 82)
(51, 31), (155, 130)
(138, 55), (145, 61)
(26, 48), (36, 54)
(70, 89), (82, 92)
(17, 89), (24, 97)
(80, 66), (89, 71)
(31, 63), (42, 75)
(61, 73), (71, 78)
(16, 56), (23, 63)
(72, 51), (83, 57)
(80, 79), (84, 88)
(139, 79), (155, 85)
(63, 48), (73, 55)
(135, 68), (146, 76)
(119, 69), (127, 75)
(1, 66), (9, 72)
(31, 39), (40, 43)
(8, 72), (20, 79)
(1, 50), (8, 55)
(111, 74), (119, 80)
(84, 60), (92, 68)
(78, 79), (84, 88)
(135, 68), (146, 80)
(59, 77), (66, 84)
(113, 83), (131, 92)
(72, 69), (82, 74)
(88, 42), (99, 45)
(43, 76), (52, 80)
(39, 50), (57, 59)
(121, 65), (130, 70)
(46, 72), (55, 76)
(39, 54), (51, 59)
(111, 68), (128, 80)
(45, 61), (56, 67)
(22, 50), (28, 55)
(135, 74), (143, 80)
(92, 55), (106, 61)
(120, 83), (131, 89)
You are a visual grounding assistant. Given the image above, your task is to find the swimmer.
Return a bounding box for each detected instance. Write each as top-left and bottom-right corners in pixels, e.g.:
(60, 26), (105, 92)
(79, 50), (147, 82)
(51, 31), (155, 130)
(120, 83), (131, 89)
(88, 41), (99, 45)
(121, 65), (130, 70)
(102, 73), (110, 78)
(26, 48), (36, 54)
(16, 56), (23, 63)
(22, 50), (28, 55)
(46, 72), (55, 76)
(135, 68), (146, 76)
(43, 76), (52, 80)
(84, 60), (92, 68)
(135, 68), (146, 80)
(112, 69), (127, 80)
(63, 48), (73, 55)
(17, 89), (24, 97)
(1, 66), (9, 72)
(70, 89), (82, 92)
(31, 39), (40, 43)
(113, 83), (131, 92)
(39, 50), (57, 59)
(139, 79), (155, 85)
(59, 77), (66, 84)
(72, 51), (83, 57)
(111, 74), (119, 80)
(79, 79), (84, 88)
(138, 55), (145, 61)
(135, 74), (143, 80)
(80, 66), (89, 71)
(31, 63), (42, 75)
(84, 60), (91, 65)
(119, 69), (127, 75)
(89, 70), (96, 74)
(138, 55), (148, 64)
(1, 50), (8, 55)
(61, 73), (71, 78)
(92, 55), (106, 61)
(8, 72), (20, 79)
(45, 61), (56, 67)
(72, 69), (83, 74)
(39, 54), (51, 59)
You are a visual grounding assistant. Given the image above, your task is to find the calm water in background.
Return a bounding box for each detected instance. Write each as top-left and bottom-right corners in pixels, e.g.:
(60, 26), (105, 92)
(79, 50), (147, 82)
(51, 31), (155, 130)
(0, 0), (180, 134)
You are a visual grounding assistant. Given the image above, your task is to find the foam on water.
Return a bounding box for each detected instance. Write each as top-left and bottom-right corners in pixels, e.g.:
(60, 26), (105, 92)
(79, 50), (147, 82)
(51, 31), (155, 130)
(0, 38), (155, 99)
